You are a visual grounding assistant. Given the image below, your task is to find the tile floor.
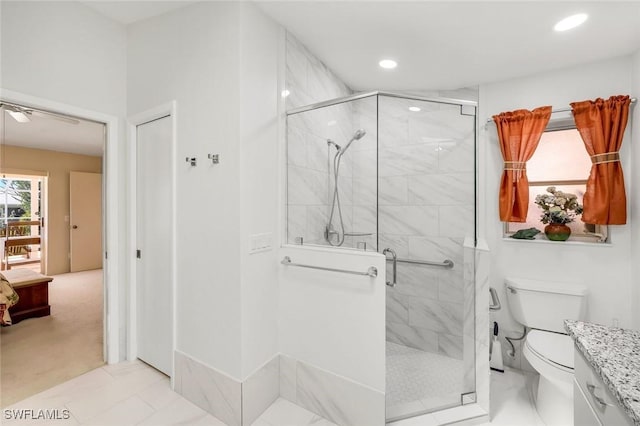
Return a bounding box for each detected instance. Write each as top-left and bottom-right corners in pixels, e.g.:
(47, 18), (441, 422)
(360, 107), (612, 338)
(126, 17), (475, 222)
(386, 342), (463, 420)
(480, 368), (545, 426)
(386, 342), (463, 406)
(389, 367), (544, 426)
(2, 360), (543, 426)
(1, 360), (336, 426)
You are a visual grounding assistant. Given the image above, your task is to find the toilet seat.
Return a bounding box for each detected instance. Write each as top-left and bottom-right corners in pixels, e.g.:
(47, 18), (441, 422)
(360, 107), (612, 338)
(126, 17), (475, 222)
(526, 329), (574, 370)
(523, 329), (574, 385)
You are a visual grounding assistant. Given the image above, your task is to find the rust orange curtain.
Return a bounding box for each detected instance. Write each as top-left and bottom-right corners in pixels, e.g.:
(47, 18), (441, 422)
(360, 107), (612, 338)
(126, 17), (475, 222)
(570, 95), (631, 225)
(493, 106), (552, 222)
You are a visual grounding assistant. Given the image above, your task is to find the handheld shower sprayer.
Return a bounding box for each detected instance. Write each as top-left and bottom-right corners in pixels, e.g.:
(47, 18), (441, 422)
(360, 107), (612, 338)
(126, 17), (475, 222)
(325, 128), (367, 246)
(339, 129), (366, 154)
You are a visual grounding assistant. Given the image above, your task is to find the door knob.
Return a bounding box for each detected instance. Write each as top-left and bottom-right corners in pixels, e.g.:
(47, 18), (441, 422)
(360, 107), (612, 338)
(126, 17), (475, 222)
(72, 225), (78, 229)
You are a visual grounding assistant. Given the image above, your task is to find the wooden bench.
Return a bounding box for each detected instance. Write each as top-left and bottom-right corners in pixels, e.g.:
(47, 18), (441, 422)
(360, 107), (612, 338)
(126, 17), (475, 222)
(2, 269), (53, 324)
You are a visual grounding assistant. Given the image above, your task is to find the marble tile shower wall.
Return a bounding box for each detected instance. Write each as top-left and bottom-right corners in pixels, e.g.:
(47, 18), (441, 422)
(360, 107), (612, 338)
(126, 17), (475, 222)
(288, 104), (356, 247)
(286, 32), (372, 248)
(285, 32), (352, 111)
(380, 96), (476, 360)
(350, 99), (379, 252)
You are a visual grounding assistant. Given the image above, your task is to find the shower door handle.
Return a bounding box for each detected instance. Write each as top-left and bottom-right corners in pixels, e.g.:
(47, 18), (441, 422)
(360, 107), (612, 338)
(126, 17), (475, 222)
(382, 248), (397, 287)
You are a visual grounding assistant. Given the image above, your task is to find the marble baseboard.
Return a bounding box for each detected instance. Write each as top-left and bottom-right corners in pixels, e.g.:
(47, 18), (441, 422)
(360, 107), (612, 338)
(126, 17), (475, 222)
(174, 351), (279, 426)
(279, 354), (385, 426)
(174, 351), (242, 426)
(242, 356), (280, 426)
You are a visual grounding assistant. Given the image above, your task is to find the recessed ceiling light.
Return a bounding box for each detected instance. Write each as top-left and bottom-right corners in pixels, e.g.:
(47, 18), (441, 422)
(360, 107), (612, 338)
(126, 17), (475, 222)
(281, 89), (290, 98)
(408, 106), (421, 112)
(379, 59), (397, 69)
(554, 13), (588, 32)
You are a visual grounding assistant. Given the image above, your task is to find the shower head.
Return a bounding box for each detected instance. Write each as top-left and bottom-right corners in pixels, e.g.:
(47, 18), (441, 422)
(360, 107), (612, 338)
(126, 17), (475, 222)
(353, 129), (366, 140)
(340, 129), (366, 154)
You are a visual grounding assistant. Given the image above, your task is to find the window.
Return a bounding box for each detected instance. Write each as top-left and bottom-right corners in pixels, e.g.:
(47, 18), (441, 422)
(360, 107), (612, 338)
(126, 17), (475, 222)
(505, 126), (608, 242)
(0, 177), (42, 229)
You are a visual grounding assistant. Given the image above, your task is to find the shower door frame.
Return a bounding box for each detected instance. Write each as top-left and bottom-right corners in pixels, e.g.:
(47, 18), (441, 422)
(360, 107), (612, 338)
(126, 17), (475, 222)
(287, 90), (477, 115)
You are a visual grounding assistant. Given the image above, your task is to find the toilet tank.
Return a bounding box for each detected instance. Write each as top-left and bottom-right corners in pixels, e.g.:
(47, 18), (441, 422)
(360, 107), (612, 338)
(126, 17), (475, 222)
(505, 277), (587, 333)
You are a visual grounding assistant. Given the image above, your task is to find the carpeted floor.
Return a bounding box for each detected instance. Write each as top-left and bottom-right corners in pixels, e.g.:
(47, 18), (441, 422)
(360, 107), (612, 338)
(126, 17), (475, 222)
(0, 269), (104, 407)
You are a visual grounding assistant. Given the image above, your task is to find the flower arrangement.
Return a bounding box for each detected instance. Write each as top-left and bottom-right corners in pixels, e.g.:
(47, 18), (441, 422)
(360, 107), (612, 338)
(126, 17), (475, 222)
(534, 186), (583, 225)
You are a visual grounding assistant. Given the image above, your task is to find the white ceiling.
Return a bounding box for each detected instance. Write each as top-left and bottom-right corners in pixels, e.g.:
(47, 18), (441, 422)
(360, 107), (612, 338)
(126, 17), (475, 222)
(2, 109), (105, 157)
(77, 1), (640, 91)
(257, 1), (640, 90)
(80, 0), (196, 25)
(7, 1), (639, 155)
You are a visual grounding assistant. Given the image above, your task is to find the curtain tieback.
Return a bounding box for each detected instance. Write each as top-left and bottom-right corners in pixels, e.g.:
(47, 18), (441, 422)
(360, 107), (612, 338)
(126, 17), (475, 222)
(503, 161), (526, 171)
(503, 161), (526, 181)
(591, 152), (620, 164)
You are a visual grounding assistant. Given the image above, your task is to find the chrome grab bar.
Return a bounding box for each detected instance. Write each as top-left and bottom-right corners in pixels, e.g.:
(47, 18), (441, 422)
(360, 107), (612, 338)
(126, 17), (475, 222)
(385, 257), (454, 269)
(489, 287), (501, 311)
(382, 248), (397, 287)
(281, 256), (378, 278)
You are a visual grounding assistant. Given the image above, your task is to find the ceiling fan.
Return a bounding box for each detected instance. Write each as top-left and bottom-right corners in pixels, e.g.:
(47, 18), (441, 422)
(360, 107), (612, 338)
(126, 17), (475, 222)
(1, 103), (80, 125)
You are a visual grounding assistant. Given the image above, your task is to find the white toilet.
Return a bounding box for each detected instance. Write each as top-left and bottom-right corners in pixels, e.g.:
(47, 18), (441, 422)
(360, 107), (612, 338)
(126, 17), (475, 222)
(504, 277), (587, 426)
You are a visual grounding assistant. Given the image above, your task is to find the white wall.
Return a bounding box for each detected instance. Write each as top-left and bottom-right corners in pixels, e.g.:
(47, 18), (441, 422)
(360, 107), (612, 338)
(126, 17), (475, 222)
(480, 57), (635, 348)
(238, 2), (281, 379)
(128, 1), (282, 380)
(127, 1), (244, 379)
(0, 1), (126, 114)
(0, 0), (128, 359)
(631, 49), (640, 331)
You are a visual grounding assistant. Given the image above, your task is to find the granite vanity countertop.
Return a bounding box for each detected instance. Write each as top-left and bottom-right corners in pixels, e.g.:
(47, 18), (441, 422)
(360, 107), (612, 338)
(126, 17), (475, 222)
(565, 320), (640, 425)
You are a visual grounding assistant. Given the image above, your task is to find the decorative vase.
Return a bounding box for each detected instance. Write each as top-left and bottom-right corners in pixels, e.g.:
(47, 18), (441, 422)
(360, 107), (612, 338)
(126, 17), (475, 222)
(544, 223), (571, 241)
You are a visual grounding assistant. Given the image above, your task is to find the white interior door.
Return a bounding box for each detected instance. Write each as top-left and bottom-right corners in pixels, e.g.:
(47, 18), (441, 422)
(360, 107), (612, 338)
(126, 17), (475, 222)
(136, 115), (173, 376)
(70, 172), (103, 272)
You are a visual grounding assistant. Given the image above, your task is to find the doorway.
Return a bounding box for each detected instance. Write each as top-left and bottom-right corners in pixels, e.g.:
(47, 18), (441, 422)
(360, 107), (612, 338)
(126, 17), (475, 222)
(0, 99), (109, 406)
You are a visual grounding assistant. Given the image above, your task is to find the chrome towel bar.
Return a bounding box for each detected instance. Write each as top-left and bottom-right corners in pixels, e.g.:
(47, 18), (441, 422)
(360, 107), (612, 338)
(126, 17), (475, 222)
(281, 256), (378, 278)
(386, 257), (454, 269)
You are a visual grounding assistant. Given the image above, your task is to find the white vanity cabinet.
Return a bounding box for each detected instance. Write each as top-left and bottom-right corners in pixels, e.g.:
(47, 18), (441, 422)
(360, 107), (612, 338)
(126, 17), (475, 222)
(574, 347), (634, 426)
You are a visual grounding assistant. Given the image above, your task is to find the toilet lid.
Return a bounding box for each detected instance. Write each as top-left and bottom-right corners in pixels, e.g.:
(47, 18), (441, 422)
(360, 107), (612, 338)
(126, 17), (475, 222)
(526, 329), (574, 369)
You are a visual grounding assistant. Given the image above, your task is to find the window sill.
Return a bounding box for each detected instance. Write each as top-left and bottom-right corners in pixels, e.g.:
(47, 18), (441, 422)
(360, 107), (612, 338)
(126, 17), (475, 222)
(502, 237), (611, 247)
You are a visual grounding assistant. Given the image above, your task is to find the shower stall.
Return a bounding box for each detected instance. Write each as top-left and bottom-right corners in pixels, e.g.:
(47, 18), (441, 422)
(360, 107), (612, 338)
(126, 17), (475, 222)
(286, 91), (478, 422)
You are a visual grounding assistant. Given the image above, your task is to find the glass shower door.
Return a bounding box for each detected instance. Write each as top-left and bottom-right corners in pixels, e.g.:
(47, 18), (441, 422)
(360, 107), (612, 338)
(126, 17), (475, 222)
(378, 95), (477, 421)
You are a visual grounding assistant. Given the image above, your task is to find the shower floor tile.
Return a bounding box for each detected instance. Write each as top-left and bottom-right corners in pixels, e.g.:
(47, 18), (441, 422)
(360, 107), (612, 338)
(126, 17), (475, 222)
(386, 342), (464, 419)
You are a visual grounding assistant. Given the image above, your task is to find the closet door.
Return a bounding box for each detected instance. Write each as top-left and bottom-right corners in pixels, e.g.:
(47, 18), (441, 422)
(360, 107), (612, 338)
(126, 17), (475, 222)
(136, 115), (172, 375)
